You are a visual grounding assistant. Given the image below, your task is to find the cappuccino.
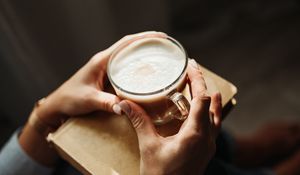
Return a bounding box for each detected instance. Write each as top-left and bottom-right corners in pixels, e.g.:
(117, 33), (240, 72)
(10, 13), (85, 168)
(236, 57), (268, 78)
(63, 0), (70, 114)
(108, 36), (189, 124)
(110, 38), (186, 95)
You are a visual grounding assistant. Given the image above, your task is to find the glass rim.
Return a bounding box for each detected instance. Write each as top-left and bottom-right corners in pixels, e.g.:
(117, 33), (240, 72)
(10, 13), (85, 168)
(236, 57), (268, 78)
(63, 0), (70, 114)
(107, 35), (188, 96)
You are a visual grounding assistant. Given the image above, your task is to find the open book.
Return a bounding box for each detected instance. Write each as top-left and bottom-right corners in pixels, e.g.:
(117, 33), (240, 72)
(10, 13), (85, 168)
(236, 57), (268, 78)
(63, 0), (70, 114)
(47, 65), (237, 175)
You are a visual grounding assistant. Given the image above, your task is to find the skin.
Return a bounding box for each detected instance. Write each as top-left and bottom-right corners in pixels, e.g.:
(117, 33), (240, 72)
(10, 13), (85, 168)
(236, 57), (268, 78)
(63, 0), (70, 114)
(18, 30), (300, 175)
(18, 31), (222, 174)
(118, 60), (222, 175)
(19, 31), (167, 167)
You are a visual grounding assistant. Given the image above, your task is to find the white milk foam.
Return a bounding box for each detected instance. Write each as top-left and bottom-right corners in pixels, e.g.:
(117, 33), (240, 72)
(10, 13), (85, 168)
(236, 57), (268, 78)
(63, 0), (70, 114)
(110, 38), (186, 94)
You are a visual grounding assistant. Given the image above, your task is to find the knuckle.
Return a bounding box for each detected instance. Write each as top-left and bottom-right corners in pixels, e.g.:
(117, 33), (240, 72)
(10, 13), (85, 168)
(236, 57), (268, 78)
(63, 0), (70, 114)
(194, 68), (203, 75)
(190, 130), (204, 140)
(192, 96), (202, 104)
(183, 131), (216, 156)
(82, 90), (103, 109)
(200, 80), (208, 90)
(111, 95), (119, 104)
(123, 35), (132, 41)
(192, 96), (211, 107)
(90, 52), (104, 63)
(129, 111), (144, 129)
(102, 100), (112, 111)
(82, 91), (95, 103)
(88, 51), (108, 68)
(182, 130), (204, 143)
(189, 68), (203, 77)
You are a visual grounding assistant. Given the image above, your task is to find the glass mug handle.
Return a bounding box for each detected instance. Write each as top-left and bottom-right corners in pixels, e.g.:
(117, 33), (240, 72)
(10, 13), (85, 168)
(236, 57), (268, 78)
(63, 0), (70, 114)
(167, 90), (190, 121)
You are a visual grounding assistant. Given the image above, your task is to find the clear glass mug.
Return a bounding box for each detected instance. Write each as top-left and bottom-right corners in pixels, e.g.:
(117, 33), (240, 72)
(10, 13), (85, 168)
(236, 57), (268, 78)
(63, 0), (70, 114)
(107, 35), (190, 125)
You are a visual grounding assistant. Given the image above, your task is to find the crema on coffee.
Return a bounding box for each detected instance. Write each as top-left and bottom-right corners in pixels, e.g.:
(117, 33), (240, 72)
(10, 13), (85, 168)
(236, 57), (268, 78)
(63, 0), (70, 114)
(110, 38), (186, 94)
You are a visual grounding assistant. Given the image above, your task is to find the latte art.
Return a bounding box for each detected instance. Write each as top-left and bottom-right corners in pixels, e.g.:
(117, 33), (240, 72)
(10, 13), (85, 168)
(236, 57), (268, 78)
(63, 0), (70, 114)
(110, 38), (186, 94)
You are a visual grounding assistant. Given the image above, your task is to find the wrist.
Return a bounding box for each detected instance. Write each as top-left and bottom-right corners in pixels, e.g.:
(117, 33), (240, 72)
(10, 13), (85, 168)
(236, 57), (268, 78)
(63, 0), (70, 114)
(19, 121), (59, 167)
(35, 96), (67, 130)
(29, 98), (59, 136)
(18, 97), (64, 167)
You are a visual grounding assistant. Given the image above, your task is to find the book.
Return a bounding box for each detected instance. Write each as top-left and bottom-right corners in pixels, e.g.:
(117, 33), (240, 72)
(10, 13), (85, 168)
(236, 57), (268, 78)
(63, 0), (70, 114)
(47, 65), (237, 175)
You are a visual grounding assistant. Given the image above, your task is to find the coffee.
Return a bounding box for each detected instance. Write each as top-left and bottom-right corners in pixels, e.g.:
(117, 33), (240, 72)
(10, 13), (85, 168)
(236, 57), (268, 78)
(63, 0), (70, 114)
(110, 38), (186, 100)
(108, 36), (189, 124)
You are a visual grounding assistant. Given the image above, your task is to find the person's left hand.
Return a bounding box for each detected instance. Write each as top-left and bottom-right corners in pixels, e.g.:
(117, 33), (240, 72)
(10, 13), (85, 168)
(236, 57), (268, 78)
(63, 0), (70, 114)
(118, 60), (222, 175)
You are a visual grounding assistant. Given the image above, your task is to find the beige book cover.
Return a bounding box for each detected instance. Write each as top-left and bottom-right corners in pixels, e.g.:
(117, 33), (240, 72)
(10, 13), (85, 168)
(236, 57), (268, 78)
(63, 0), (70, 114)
(47, 65), (237, 175)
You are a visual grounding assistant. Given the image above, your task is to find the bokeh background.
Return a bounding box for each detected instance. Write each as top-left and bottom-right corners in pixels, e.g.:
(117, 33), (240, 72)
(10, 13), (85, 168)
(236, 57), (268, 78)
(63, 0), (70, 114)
(0, 0), (300, 147)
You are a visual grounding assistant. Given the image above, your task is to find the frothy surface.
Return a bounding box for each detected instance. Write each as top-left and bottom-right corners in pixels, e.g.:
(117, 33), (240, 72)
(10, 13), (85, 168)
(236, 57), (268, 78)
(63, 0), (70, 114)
(110, 38), (186, 94)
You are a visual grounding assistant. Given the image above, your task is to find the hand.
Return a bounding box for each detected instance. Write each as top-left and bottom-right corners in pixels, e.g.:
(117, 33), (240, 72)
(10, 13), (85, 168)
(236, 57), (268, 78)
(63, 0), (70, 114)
(18, 31), (167, 167)
(118, 59), (222, 175)
(36, 31), (167, 129)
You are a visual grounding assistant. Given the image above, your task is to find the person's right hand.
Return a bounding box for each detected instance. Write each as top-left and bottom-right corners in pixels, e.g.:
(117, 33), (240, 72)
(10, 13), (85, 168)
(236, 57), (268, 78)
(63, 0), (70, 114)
(18, 31), (167, 167)
(118, 59), (222, 175)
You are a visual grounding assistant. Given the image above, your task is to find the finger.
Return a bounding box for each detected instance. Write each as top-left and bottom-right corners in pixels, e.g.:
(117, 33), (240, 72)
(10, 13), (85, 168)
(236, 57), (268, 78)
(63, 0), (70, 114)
(187, 59), (207, 98)
(118, 100), (157, 141)
(209, 92), (222, 137)
(87, 32), (168, 85)
(185, 59), (210, 127)
(179, 96), (211, 137)
(178, 59), (212, 137)
(92, 91), (121, 113)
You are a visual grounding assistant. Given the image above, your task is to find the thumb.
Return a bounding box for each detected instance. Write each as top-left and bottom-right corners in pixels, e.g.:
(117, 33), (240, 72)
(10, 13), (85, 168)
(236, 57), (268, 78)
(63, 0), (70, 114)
(118, 100), (157, 139)
(93, 91), (120, 113)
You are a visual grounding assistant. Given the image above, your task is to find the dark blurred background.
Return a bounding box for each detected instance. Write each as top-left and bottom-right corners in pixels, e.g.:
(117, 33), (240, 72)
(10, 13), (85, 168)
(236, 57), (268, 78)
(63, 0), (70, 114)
(0, 0), (300, 147)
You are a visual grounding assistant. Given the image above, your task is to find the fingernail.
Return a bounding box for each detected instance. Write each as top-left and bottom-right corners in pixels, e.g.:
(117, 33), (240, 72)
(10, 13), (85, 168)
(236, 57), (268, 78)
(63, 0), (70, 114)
(189, 59), (200, 70)
(118, 101), (131, 115)
(113, 104), (122, 115)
